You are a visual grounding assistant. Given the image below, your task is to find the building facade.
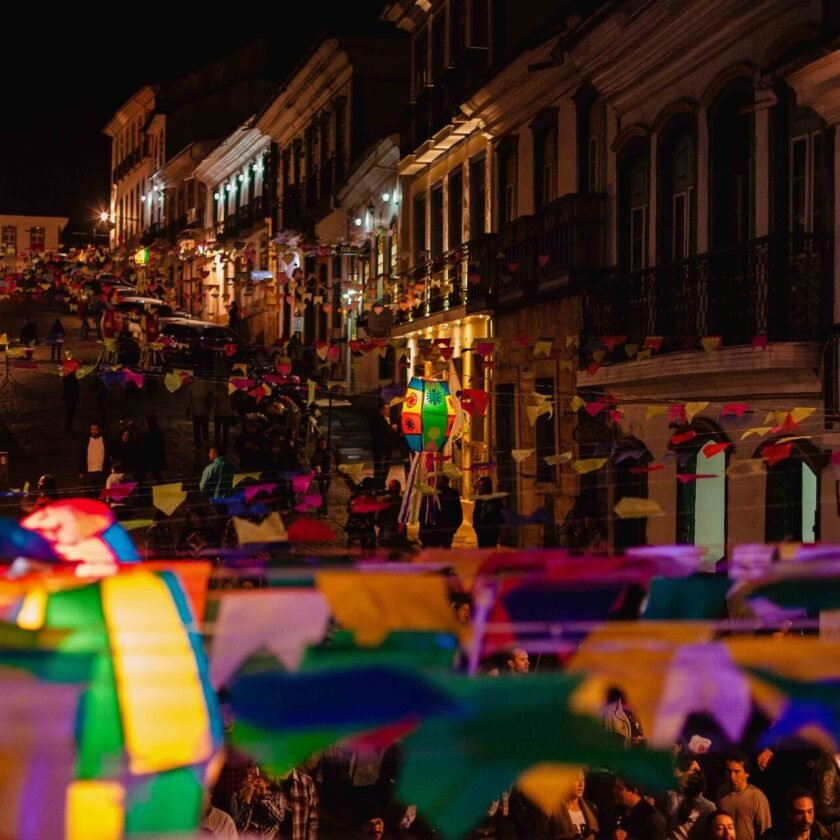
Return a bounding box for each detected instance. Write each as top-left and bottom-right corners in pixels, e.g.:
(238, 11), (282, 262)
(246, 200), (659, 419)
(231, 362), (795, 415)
(0, 214), (68, 272)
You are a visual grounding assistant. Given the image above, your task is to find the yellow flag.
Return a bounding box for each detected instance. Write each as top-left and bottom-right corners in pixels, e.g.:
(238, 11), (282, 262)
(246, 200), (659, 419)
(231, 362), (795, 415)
(511, 449), (535, 464)
(534, 340), (552, 358)
(726, 460), (765, 478)
(571, 396), (585, 413)
(701, 336), (721, 352)
(592, 350), (607, 363)
(741, 427), (772, 440)
(232, 472), (261, 488)
(152, 483), (186, 516)
(614, 497), (664, 519)
(573, 458), (608, 474)
(791, 407), (816, 424)
(66, 781), (125, 840)
(316, 572), (466, 646)
(338, 463), (366, 476)
(566, 334), (579, 348)
(442, 463), (463, 480)
(559, 359), (574, 371)
(636, 348), (653, 360)
(625, 344), (639, 358)
(517, 764), (583, 817)
(646, 405), (668, 420)
(545, 452), (573, 466)
(233, 512), (288, 545)
(685, 402), (709, 423)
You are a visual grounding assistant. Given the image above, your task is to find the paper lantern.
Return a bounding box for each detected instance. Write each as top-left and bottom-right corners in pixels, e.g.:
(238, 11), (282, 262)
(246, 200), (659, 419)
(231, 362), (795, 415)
(401, 377), (456, 453)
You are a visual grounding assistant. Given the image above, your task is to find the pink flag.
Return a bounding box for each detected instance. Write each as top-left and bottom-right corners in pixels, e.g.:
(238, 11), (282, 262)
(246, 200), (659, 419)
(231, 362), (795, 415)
(244, 483), (277, 504)
(668, 404), (687, 424)
(584, 401), (607, 417)
(122, 370), (144, 388)
(721, 403), (750, 418)
(292, 472), (315, 494)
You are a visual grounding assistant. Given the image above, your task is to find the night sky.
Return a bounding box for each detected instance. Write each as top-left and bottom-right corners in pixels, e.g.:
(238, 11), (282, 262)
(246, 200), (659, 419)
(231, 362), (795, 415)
(0, 5), (387, 238)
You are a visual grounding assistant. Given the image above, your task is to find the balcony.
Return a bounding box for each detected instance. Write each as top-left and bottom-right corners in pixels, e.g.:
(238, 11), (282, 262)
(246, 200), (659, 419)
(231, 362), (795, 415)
(582, 233), (833, 363)
(222, 214), (241, 241)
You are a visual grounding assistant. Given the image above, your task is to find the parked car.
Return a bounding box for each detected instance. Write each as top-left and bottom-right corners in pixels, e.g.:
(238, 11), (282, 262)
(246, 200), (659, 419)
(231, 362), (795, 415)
(159, 318), (244, 368)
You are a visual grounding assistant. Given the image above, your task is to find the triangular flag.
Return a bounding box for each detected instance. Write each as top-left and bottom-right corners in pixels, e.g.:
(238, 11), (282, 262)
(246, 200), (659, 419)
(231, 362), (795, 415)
(232, 472), (262, 488)
(625, 344), (639, 358)
(702, 442), (731, 458)
(152, 483), (186, 516)
(727, 460), (765, 478)
(534, 340), (553, 358)
(671, 430), (697, 446)
(701, 336), (722, 352)
(571, 396), (585, 413)
(573, 458), (608, 474)
(163, 372), (183, 393)
(233, 512), (288, 545)
(642, 336), (663, 351)
(646, 405), (668, 420)
(685, 402), (709, 423)
(592, 350), (607, 363)
(584, 401), (607, 417)
(741, 427), (772, 440)
(676, 474), (720, 484)
(210, 590), (330, 688)
(762, 442), (793, 467)
(791, 407), (816, 424)
(511, 449), (535, 464)
(614, 497), (664, 518)
(544, 452), (573, 466)
(721, 403), (751, 418)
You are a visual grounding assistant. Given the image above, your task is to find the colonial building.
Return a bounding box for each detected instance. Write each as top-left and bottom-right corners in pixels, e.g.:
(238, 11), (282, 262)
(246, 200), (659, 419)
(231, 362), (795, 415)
(0, 214), (68, 272)
(559, 0), (840, 559)
(382, 0), (603, 505)
(193, 123), (273, 330)
(255, 32), (409, 377)
(103, 42), (279, 251)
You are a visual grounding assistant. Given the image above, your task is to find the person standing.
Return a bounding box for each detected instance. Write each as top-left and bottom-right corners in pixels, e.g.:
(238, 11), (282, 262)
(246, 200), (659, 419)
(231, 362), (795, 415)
(310, 437), (335, 515)
(78, 422), (110, 495)
(472, 476), (505, 548)
(227, 300), (239, 332)
(613, 776), (667, 840)
(188, 375), (214, 450)
(715, 752), (772, 840)
(141, 415), (166, 482)
(47, 318), (65, 362)
(60, 370), (79, 435)
(436, 475), (464, 548)
(213, 380), (236, 456)
(200, 447), (234, 500)
(370, 401), (398, 492)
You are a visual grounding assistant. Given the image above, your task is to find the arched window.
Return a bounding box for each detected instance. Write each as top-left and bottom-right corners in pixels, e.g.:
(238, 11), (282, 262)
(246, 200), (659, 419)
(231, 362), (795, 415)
(708, 77), (754, 250)
(674, 419), (729, 566)
(756, 438), (821, 543)
(616, 137), (650, 274)
(657, 114), (697, 264)
(497, 136), (518, 226)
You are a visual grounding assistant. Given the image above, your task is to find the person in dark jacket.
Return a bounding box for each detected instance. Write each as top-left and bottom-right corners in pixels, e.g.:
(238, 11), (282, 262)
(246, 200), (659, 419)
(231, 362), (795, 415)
(762, 787), (830, 840)
(370, 401), (400, 492)
(613, 776), (667, 840)
(140, 415), (167, 483)
(811, 753), (840, 838)
(472, 476), (505, 548)
(47, 318), (65, 362)
(310, 436), (335, 514)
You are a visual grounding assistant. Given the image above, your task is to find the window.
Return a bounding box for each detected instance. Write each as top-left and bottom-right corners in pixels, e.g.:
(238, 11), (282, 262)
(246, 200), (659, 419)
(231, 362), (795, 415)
(448, 168), (464, 249)
(617, 139), (649, 274)
(588, 136), (599, 193)
(430, 183), (444, 259)
(469, 156), (486, 237)
(413, 193), (427, 266)
(535, 378), (556, 483)
(2, 226), (16, 250)
(497, 139), (518, 226)
(334, 100), (346, 178)
(672, 192), (689, 261)
(630, 206), (647, 272)
(765, 454), (818, 544)
(29, 227), (45, 251)
(414, 29), (429, 94)
(678, 447), (726, 564)
(790, 132), (826, 237)
(532, 111), (558, 212)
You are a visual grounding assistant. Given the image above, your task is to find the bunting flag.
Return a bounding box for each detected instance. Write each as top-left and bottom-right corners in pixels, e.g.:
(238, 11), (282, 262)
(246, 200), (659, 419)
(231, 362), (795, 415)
(533, 340), (553, 358)
(229, 665), (458, 777)
(614, 497), (664, 519)
(761, 442), (793, 467)
(646, 405), (668, 420)
(670, 430), (696, 446)
(584, 401), (607, 417)
(741, 427), (773, 440)
(396, 674), (673, 840)
(676, 474), (719, 484)
(726, 460), (766, 478)
(570, 396), (585, 413)
(642, 336), (663, 351)
(685, 402), (709, 423)
(544, 452), (573, 466)
(572, 459), (608, 474)
(752, 335), (769, 350)
(210, 590), (330, 688)
(511, 449), (535, 464)
(722, 403), (751, 418)
(233, 513), (288, 546)
(701, 336), (722, 352)
(152, 484), (187, 517)
(629, 464), (665, 474)
(316, 572), (466, 647)
(461, 389), (491, 417)
(527, 401), (553, 427)
(668, 404), (687, 424)
(702, 442), (731, 458)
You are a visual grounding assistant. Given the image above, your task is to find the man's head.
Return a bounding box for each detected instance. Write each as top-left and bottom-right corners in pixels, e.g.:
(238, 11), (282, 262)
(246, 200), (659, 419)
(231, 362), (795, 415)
(725, 751), (751, 793)
(710, 810), (736, 840)
(208, 447), (219, 462)
(613, 776), (641, 809)
(437, 475), (450, 490)
(362, 817), (385, 840)
(784, 788), (816, 837)
(89, 423), (101, 439)
(506, 647), (529, 674)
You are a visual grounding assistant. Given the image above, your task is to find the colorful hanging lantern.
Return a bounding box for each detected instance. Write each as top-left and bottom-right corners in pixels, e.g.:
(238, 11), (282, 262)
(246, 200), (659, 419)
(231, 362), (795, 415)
(401, 377), (457, 453)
